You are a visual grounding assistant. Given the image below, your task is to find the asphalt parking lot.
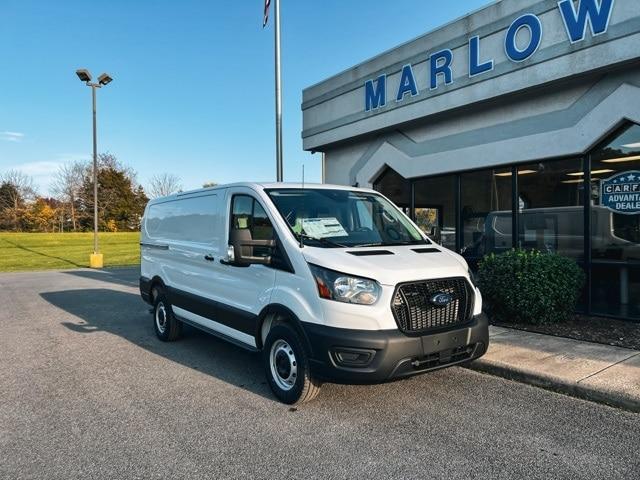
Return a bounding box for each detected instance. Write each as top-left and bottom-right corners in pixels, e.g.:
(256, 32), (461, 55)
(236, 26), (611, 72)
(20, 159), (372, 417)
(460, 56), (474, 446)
(1, 267), (639, 479)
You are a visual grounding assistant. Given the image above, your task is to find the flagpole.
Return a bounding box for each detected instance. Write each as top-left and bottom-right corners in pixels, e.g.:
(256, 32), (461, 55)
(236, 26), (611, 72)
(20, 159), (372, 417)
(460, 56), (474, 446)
(274, 0), (283, 182)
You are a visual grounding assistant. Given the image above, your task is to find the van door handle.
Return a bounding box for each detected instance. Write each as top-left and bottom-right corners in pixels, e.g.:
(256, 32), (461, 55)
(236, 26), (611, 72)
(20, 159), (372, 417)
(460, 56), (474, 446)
(204, 254), (215, 262)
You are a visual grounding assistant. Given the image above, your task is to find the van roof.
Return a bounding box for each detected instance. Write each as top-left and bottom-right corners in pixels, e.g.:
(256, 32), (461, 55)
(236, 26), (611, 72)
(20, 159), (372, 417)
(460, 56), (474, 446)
(149, 182), (377, 202)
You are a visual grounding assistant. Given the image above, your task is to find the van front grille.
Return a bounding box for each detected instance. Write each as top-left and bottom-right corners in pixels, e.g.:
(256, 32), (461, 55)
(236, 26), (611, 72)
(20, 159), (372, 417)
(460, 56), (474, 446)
(391, 277), (473, 334)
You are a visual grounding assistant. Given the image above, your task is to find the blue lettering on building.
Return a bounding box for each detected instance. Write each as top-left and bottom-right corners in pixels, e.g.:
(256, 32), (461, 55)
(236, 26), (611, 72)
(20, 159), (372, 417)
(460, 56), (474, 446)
(558, 0), (615, 44)
(365, 75), (386, 112)
(430, 49), (453, 90)
(469, 35), (494, 77)
(600, 171), (640, 215)
(396, 64), (418, 102)
(364, 0), (615, 111)
(505, 14), (542, 62)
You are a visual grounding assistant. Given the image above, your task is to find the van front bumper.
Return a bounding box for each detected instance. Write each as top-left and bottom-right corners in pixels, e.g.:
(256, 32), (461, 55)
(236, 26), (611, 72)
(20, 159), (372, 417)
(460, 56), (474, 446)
(303, 313), (489, 384)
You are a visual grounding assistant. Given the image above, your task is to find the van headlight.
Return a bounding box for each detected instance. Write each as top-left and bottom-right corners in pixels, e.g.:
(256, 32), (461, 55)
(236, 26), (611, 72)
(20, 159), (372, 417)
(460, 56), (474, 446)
(308, 264), (380, 305)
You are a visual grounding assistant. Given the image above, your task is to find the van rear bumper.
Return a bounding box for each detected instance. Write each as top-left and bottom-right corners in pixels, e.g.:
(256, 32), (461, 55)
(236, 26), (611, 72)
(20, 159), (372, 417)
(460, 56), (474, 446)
(303, 313), (489, 384)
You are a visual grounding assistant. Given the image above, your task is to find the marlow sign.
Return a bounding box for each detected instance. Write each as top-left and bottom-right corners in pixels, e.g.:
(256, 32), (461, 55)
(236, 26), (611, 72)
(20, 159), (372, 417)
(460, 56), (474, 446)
(601, 171), (640, 215)
(365, 0), (615, 112)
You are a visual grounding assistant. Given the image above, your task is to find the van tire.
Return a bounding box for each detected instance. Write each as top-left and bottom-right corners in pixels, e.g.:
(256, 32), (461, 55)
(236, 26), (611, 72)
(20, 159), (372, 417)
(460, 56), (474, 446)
(263, 324), (321, 404)
(153, 289), (182, 342)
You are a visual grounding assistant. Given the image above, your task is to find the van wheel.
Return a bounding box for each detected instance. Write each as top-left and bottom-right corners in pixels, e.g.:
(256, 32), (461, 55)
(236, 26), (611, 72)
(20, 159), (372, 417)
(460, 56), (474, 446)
(263, 324), (321, 404)
(153, 289), (182, 342)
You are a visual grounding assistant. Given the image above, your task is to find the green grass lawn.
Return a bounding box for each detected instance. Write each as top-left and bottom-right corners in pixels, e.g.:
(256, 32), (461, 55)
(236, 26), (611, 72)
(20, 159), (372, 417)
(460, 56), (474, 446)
(0, 232), (140, 272)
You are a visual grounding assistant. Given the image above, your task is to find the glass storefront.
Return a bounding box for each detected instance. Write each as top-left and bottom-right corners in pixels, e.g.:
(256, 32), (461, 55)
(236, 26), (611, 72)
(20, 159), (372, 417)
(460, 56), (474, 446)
(589, 123), (640, 318)
(460, 167), (511, 263)
(373, 166), (411, 215)
(414, 175), (457, 251)
(517, 158), (586, 259)
(373, 123), (640, 321)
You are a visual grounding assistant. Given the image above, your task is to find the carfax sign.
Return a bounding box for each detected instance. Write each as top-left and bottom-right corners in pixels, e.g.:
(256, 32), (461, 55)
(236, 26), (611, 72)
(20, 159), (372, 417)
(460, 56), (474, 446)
(600, 171), (640, 215)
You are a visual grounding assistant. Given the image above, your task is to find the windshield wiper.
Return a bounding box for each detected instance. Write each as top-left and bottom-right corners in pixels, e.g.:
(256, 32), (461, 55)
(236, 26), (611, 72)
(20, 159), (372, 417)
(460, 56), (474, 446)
(294, 232), (349, 248)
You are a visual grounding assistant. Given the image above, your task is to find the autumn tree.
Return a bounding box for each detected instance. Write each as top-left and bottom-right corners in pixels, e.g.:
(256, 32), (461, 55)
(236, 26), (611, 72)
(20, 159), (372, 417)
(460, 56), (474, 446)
(23, 197), (59, 232)
(0, 170), (36, 231)
(148, 173), (182, 198)
(77, 153), (149, 231)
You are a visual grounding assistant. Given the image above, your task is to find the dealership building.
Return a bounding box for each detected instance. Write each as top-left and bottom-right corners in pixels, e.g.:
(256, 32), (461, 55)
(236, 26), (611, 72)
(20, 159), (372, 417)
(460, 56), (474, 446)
(302, 0), (640, 320)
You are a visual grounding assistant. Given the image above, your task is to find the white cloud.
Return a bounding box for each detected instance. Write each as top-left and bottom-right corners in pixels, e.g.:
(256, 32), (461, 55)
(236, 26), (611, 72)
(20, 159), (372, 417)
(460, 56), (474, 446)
(8, 161), (62, 195)
(7, 155), (91, 195)
(1, 131), (25, 142)
(17, 161), (62, 177)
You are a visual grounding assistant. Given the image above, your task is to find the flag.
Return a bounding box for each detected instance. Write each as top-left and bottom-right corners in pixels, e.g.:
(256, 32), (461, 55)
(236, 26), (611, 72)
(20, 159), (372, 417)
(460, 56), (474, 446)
(263, 0), (271, 28)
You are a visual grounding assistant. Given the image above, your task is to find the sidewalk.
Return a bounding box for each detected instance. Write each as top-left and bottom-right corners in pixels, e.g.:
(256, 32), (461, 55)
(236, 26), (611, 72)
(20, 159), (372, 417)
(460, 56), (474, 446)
(468, 326), (640, 413)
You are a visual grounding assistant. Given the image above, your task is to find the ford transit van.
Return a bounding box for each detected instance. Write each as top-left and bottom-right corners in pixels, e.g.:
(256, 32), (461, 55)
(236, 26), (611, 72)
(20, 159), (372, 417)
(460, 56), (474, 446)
(139, 183), (489, 404)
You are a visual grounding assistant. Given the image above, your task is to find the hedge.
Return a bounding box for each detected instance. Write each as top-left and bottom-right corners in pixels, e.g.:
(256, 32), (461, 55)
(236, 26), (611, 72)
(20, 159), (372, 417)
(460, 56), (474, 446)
(477, 249), (585, 325)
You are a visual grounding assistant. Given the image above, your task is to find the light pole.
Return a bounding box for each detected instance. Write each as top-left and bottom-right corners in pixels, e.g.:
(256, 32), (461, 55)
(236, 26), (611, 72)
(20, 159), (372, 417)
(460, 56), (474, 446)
(274, 0), (283, 182)
(76, 68), (113, 269)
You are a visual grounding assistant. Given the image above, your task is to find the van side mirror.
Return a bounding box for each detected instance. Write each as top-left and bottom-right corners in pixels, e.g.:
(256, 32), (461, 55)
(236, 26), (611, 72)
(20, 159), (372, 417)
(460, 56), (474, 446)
(228, 239), (276, 266)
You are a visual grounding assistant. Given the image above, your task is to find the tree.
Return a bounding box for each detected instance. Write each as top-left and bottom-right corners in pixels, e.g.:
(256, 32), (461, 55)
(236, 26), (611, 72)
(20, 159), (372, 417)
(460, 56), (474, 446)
(0, 170), (36, 231)
(51, 161), (85, 231)
(148, 173), (182, 198)
(23, 197), (59, 232)
(77, 153), (149, 231)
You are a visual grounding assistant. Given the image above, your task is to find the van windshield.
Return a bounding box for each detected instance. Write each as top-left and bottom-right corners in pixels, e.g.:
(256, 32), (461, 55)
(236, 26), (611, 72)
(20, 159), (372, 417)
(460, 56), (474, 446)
(265, 188), (428, 248)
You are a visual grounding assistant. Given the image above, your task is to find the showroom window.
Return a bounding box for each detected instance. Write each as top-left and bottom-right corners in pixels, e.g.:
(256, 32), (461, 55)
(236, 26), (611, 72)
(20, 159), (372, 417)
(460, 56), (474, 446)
(413, 175), (457, 251)
(373, 167), (410, 214)
(516, 158), (586, 259)
(589, 124), (640, 319)
(460, 167), (512, 261)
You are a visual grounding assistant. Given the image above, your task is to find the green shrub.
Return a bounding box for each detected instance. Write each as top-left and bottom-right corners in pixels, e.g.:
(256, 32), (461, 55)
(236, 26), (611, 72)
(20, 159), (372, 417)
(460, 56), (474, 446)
(477, 249), (585, 325)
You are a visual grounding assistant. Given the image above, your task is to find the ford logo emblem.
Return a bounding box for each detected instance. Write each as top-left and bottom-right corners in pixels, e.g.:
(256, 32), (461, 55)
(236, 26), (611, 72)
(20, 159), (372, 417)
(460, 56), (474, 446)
(430, 292), (454, 307)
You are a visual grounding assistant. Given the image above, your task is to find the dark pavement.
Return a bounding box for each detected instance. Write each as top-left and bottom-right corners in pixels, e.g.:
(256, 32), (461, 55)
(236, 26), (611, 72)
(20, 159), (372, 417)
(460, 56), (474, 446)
(1, 267), (638, 479)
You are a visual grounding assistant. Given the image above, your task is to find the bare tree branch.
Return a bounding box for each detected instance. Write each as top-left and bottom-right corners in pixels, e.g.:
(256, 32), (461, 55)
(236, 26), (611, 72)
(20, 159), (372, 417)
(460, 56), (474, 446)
(148, 173), (183, 198)
(51, 161), (85, 231)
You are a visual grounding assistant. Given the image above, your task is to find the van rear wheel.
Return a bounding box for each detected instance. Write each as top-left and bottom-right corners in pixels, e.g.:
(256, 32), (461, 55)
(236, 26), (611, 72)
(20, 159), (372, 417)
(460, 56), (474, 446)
(263, 324), (321, 404)
(153, 289), (182, 342)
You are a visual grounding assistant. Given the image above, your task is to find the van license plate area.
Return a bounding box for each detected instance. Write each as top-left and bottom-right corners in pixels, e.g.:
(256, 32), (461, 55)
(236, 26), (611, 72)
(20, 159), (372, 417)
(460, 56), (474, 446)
(421, 329), (469, 355)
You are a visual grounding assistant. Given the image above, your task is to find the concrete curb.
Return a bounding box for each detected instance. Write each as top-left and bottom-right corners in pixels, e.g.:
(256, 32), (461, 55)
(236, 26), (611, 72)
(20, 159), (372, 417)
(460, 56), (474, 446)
(466, 359), (640, 414)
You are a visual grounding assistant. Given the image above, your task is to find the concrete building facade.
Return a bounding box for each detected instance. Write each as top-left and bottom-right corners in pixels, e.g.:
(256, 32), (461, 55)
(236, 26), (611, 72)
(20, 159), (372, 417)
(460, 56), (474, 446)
(302, 0), (640, 320)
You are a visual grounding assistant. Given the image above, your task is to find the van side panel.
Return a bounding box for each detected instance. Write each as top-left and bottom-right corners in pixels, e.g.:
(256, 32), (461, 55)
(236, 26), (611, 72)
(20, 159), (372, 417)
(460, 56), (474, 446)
(142, 192), (223, 296)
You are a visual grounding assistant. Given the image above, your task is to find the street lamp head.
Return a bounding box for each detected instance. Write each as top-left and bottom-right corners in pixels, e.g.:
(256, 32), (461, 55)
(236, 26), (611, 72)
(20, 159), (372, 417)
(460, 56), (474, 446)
(76, 69), (92, 83)
(98, 73), (113, 86)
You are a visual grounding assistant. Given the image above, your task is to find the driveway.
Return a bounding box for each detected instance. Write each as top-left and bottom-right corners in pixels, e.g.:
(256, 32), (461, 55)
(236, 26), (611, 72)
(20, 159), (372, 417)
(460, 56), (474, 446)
(1, 267), (638, 479)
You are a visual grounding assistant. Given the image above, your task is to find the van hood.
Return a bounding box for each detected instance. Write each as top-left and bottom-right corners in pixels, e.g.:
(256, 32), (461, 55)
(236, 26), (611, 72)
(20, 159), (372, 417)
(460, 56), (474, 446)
(301, 245), (469, 286)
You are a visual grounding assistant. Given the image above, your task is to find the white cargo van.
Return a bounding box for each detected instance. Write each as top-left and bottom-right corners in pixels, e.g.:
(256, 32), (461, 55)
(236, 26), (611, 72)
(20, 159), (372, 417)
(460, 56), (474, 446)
(140, 183), (488, 404)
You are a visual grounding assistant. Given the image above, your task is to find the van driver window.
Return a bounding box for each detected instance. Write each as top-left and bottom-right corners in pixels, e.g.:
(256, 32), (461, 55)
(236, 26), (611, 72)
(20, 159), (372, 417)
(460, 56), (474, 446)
(230, 195), (274, 258)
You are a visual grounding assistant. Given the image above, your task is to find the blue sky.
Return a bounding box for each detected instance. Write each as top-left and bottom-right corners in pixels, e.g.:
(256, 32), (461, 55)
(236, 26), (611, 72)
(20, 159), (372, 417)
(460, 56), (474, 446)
(0, 0), (491, 195)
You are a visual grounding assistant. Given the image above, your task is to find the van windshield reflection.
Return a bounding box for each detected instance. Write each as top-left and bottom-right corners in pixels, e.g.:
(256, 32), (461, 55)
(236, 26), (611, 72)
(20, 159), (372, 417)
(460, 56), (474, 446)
(265, 188), (428, 248)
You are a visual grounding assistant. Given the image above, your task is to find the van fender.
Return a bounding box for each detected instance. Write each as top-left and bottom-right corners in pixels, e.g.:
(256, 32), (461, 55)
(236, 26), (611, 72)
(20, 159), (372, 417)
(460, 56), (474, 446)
(257, 304), (313, 353)
(147, 275), (168, 302)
